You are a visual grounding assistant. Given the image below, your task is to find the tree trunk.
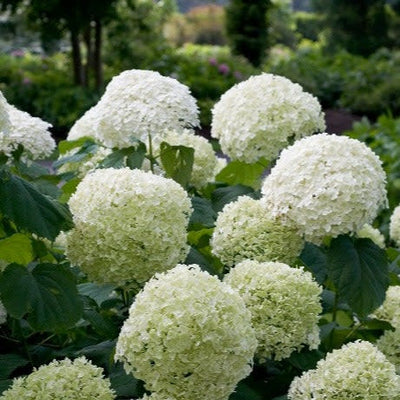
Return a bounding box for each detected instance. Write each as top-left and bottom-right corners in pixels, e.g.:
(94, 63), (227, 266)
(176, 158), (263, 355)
(70, 30), (84, 86)
(83, 25), (93, 88)
(94, 19), (103, 91)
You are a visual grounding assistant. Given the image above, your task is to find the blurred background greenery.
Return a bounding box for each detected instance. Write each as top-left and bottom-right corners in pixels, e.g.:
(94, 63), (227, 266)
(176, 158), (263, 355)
(0, 0), (400, 135)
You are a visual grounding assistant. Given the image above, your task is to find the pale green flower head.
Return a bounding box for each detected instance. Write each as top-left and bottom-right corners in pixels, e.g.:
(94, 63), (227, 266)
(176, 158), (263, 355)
(224, 260), (322, 361)
(288, 340), (400, 399)
(66, 168), (192, 288)
(0, 357), (115, 400)
(373, 285), (400, 328)
(211, 73), (325, 163)
(376, 328), (400, 374)
(211, 196), (304, 267)
(262, 133), (388, 244)
(356, 223), (385, 248)
(115, 264), (257, 400)
(154, 129), (218, 189)
(390, 205), (400, 247)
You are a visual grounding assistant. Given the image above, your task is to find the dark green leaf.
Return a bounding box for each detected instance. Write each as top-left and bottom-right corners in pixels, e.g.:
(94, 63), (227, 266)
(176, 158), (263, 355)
(109, 362), (145, 398)
(288, 349), (324, 371)
(57, 137), (96, 155)
(185, 246), (216, 275)
(0, 379), (12, 395)
(0, 233), (33, 265)
(78, 282), (116, 307)
(0, 169), (73, 240)
(54, 140), (98, 169)
(216, 159), (266, 189)
(0, 354), (29, 380)
(300, 242), (328, 285)
(327, 236), (389, 317)
(189, 197), (217, 230)
(211, 184), (258, 212)
(159, 142), (194, 187)
(0, 263), (83, 331)
(229, 381), (263, 400)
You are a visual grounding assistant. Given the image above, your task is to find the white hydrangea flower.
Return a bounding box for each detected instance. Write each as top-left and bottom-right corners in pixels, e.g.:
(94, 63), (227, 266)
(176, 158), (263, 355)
(139, 394), (176, 400)
(0, 300), (7, 325)
(67, 105), (100, 141)
(66, 168), (192, 288)
(154, 129), (218, 189)
(288, 340), (400, 399)
(261, 133), (388, 244)
(376, 328), (400, 374)
(211, 73), (325, 163)
(211, 196), (304, 266)
(224, 260), (321, 361)
(0, 99), (55, 160)
(93, 69), (199, 148)
(214, 156), (227, 177)
(57, 146), (112, 178)
(0, 357), (115, 400)
(115, 264), (257, 400)
(356, 223), (385, 248)
(390, 205), (400, 247)
(373, 286), (400, 328)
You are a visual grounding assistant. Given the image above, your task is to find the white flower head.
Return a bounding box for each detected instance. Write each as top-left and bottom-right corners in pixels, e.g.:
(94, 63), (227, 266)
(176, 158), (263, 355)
(288, 341), (400, 399)
(390, 205), (400, 247)
(67, 105), (100, 141)
(224, 260), (322, 361)
(93, 69), (199, 148)
(373, 285), (400, 328)
(66, 168), (192, 288)
(0, 91), (11, 135)
(0, 357), (115, 400)
(356, 223), (385, 248)
(211, 73), (325, 163)
(115, 264), (257, 400)
(154, 129), (218, 189)
(211, 196), (304, 266)
(376, 328), (400, 374)
(261, 133), (388, 244)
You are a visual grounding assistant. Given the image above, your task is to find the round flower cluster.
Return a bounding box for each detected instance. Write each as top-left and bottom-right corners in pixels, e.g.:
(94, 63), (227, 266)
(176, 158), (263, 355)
(373, 285), (400, 328)
(73, 69), (199, 149)
(356, 224), (385, 248)
(0, 357), (115, 400)
(288, 340), (400, 399)
(155, 129), (218, 189)
(115, 264), (257, 400)
(66, 168), (192, 288)
(211, 73), (325, 163)
(376, 328), (400, 373)
(224, 260), (322, 361)
(0, 91), (11, 135)
(211, 196), (304, 267)
(390, 205), (400, 247)
(262, 133), (388, 244)
(67, 105), (99, 141)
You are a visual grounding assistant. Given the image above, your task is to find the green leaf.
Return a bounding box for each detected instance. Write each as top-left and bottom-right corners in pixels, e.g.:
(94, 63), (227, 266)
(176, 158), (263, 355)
(159, 142), (194, 187)
(216, 159), (266, 189)
(0, 354), (29, 380)
(78, 282), (116, 307)
(54, 140), (98, 168)
(211, 184), (258, 212)
(189, 197), (217, 230)
(109, 362), (145, 398)
(0, 168), (73, 240)
(288, 349), (323, 371)
(0, 263), (83, 331)
(327, 236), (389, 317)
(300, 242), (328, 285)
(0, 233), (34, 265)
(99, 143), (146, 170)
(57, 137), (96, 155)
(229, 381), (263, 400)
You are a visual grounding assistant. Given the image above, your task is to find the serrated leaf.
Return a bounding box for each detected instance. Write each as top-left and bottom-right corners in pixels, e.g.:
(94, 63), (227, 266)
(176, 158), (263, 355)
(159, 142), (194, 187)
(189, 197), (217, 230)
(0, 354), (29, 379)
(300, 242), (328, 284)
(216, 159), (266, 189)
(0, 263), (83, 331)
(327, 236), (389, 317)
(0, 233), (33, 265)
(211, 184), (258, 212)
(0, 168), (73, 240)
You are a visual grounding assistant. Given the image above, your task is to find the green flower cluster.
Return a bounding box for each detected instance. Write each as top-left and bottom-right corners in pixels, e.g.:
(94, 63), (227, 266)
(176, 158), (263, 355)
(224, 260), (322, 361)
(0, 357), (115, 400)
(288, 341), (400, 399)
(211, 196), (304, 267)
(115, 264), (257, 400)
(66, 168), (192, 288)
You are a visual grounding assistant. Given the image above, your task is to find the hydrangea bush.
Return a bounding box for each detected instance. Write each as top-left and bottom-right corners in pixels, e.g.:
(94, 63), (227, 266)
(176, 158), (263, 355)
(115, 264), (257, 400)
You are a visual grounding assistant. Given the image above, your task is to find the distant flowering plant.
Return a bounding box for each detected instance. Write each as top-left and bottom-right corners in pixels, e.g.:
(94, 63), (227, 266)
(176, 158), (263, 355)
(211, 73), (325, 163)
(211, 196), (304, 266)
(288, 341), (400, 399)
(0, 357), (115, 400)
(66, 168), (192, 288)
(67, 69), (199, 149)
(262, 133), (388, 244)
(224, 260), (322, 361)
(115, 264), (257, 400)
